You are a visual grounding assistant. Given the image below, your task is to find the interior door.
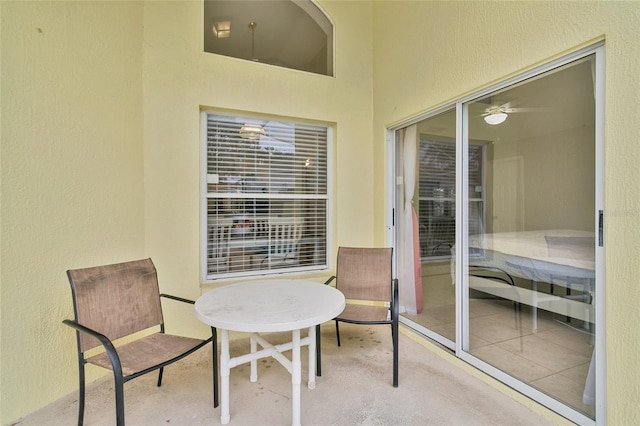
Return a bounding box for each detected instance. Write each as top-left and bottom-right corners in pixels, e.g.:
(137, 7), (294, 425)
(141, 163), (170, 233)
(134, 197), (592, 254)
(492, 156), (524, 232)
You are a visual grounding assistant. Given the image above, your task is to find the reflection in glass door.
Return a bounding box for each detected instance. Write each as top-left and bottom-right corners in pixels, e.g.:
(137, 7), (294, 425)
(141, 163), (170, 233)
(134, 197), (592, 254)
(395, 47), (602, 424)
(399, 110), (459, 347)
(464, 55), (597, 421)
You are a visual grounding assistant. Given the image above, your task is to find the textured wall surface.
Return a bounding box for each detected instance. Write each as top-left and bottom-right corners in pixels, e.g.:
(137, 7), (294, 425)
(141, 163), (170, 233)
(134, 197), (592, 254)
(372, 1), (640, 424)
(140, 0), (375, 336)
(0, 1), (374, 423)
(2, 0), (639, 424)
(1, 1), (145, 422)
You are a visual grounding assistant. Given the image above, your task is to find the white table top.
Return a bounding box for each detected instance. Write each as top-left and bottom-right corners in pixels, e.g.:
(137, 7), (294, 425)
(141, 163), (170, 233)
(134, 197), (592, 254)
(505, 255), (595, 292)
(195, 279), (345, 333)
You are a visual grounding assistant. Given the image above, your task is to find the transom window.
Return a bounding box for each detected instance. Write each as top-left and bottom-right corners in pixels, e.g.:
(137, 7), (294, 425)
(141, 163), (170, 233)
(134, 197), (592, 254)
(203, 0), (334, 76)
(201, 112), (330, 280)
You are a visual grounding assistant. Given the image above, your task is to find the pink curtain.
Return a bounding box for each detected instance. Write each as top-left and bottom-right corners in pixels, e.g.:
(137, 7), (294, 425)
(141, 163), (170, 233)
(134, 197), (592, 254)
(399, 125), (423, 314)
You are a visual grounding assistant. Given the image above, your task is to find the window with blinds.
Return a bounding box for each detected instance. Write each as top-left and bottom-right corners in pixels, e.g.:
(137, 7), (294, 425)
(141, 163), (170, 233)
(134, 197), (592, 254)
(418, 137), (484, 260)
(201, 112), (329, 280)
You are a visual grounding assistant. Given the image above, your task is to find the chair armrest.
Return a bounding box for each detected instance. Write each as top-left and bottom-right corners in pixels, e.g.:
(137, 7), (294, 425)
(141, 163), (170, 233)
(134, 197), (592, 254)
(158, 294), (216, 338)
(323, 275), (336, 286)
(160, 293), (195, 305)
(62, 319), (124, 376)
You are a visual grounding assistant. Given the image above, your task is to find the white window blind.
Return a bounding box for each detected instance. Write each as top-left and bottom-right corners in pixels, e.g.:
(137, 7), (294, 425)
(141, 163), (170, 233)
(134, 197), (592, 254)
(418, 138), (484, 259)
(202, 112), (329, 279)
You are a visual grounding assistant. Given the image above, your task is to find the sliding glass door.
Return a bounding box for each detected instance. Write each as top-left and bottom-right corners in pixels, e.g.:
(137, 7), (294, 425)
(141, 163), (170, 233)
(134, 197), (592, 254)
(398, 109), (458, 347)
(395, 45), (603, 424)
(463, 54), (598, 423)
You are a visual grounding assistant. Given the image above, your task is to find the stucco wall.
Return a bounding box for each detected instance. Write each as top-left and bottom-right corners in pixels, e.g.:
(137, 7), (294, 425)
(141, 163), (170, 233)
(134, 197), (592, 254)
(0, 1), (145, 422)
(141, 0), (374, 336)
(2, 0), (639, 424)
(0, 0), (374, 423)
(371, 1), (640, 424)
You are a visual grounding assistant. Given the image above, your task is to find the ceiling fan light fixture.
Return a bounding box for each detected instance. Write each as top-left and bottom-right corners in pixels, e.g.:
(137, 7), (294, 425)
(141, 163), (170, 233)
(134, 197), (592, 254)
(239, 123), (265, 140)
(484, 112), (508, 125)
(212, 21), (231, 38)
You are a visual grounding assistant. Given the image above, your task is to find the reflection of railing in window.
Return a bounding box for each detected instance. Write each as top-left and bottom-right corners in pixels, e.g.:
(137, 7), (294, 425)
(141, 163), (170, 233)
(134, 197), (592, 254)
(207, 218), (233, 274)
(251, 217), (304, 268)
(208, 215), (322, 275)
(419, 199), (455, 257)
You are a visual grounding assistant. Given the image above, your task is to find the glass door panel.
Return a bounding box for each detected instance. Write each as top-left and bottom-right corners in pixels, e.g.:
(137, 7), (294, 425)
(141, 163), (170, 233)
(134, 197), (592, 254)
(465, 55), (596, 419)
(400, 109), (460, 346)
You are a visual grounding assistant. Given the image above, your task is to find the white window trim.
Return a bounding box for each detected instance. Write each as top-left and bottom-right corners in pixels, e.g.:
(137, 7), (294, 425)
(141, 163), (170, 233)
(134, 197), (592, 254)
(200, 110), (333, 282)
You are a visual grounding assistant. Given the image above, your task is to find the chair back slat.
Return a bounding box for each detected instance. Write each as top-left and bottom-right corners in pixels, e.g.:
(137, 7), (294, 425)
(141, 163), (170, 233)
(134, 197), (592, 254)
(269, 219), (303, 255)
(208, 218), (233, 273)
(67, 258), (163, 352)
(336, 247), (392, 302)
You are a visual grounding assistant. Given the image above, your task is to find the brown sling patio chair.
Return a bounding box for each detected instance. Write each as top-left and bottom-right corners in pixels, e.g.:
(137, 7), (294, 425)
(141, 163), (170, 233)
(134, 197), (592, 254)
(63, 258), (218, 426)
(316, 247), (399, 387)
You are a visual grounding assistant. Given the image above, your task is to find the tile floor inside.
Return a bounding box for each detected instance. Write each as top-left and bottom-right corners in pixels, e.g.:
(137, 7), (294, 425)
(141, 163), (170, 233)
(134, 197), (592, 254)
(402, 264), (595, 420)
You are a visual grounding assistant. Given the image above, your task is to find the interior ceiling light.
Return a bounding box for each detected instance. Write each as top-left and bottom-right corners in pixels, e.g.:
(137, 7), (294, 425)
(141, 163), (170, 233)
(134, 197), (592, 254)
(239, 123), (265, 140)
(212, 21), (231, 38)
(483, 108), (508, 125)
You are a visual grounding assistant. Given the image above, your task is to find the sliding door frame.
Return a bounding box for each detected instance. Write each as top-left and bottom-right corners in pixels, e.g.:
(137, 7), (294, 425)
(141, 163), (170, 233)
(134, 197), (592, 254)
(388, 41), (605, 425)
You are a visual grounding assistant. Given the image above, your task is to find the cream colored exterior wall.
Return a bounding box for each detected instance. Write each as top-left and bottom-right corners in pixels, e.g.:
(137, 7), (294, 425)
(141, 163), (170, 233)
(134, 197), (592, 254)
(1, 0), (639, 424)
(141, 0), (374, 337)
(0, 0), (374, 423)
(0, 1), (145, 422)
(372, 1), (640, 424)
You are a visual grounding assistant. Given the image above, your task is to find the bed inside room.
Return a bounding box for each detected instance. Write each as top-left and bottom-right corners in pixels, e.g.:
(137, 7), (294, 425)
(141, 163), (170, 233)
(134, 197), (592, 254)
(466, 229), (595, 332)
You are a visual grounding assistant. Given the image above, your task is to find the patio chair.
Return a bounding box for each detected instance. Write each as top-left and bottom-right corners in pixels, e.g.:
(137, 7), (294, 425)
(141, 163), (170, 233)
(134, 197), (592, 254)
(62, 258), (218, 426)
(316, 247), (399, 387)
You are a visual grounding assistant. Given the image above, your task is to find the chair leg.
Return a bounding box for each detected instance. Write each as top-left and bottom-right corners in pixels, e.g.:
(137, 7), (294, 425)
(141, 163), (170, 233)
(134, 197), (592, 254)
(77, 359), (85, 426)
(157, 367), (164, 387)
(212, 327), (219, 408)
(315, 324), (322, 376)
(114, 372), (125, 426)
(335, 320), (341, 347)
(391, 321), (399, 387)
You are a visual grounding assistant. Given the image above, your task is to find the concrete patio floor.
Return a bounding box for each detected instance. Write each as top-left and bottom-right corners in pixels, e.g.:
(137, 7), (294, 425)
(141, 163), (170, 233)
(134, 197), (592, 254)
(13, 323), (556, 426)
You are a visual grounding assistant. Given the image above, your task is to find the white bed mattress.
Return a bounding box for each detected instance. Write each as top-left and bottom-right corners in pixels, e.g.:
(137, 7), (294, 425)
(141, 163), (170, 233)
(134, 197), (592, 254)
(452, 229), (595, 292)
(469, 229), (595, 271)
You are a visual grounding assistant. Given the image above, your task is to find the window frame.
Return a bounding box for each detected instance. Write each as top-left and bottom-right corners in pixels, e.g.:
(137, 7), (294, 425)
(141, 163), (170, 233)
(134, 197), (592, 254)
(200, 110), (332, 282)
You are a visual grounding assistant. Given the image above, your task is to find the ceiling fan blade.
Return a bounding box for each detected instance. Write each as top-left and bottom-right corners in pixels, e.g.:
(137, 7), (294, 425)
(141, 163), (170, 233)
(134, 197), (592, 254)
(504, 107), (551, 113)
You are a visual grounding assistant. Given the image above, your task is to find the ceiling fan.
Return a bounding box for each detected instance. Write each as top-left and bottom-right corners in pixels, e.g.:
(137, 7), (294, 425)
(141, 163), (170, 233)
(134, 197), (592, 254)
(480, 99), (548, 125)
(246, 21), (295, 68)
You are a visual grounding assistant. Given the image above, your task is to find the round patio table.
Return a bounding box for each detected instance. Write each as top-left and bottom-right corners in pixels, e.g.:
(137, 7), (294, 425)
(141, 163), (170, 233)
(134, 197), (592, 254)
(195, 279), (345, 426)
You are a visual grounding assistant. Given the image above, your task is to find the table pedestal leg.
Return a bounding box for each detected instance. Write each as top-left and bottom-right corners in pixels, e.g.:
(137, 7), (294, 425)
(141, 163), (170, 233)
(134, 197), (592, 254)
(250, 334), (258, 382)
(291, 329), (301, 426)
(307, 326), (316, 389)
(220, 329), (231, 425)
